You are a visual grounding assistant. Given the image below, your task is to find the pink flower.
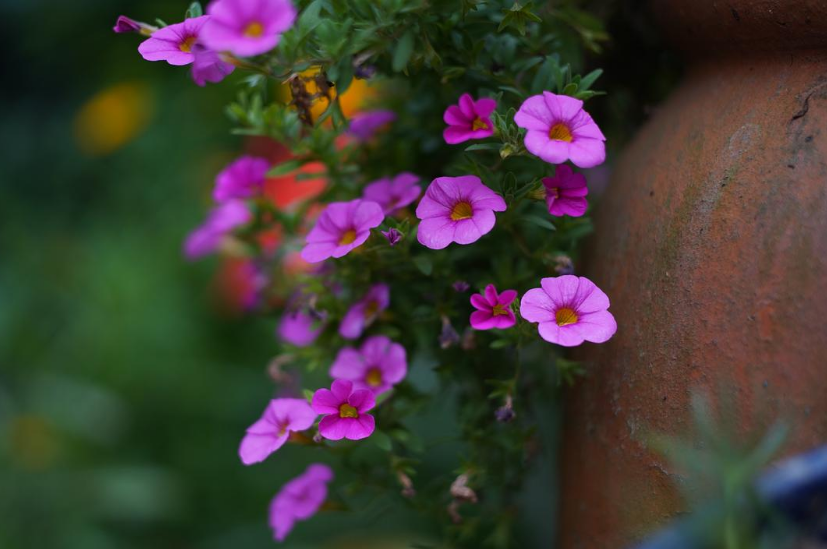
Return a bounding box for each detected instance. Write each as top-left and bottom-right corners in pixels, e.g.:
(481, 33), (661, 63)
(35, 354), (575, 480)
(184, 200), (251, 259)
(191, 43), (236, 86)
(470, 284), (518, 330)
(514, 92), (606, 168)
(329, 335), (407, 394)
(519, 275), (617, 347)
(277, 310), (323, 347)
(339, 283), (389, 340)
(202, 0), (297, 57)
(269, 463), (333, 542)
(542, 164), (589, 217)
(363, 173), (422, 214)
(300, 199), (385, 263)
(443, 94), (497, 144)
(348, 110), (396, 141)
(238, 399), (316, 465)
(213, 155), (270, 202)
(415, 175), (507, 250)
(138, 16), (210, 66)
(113, 15), (154, 35)
(311, 380), (376, 441)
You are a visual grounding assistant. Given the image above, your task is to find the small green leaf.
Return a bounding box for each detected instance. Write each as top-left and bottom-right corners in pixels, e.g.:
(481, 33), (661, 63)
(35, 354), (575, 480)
(578, 68), (603, 91)
(302, 389), (314, 403)
(464, 143), (501, 152)
(393, 31), (415, 72)
(413, 255), (433, 276)
(372, 430), (393, 452)
(525, 215), (556, 231)
(185, 2), (203, 18)
(267, 159), (303, 177)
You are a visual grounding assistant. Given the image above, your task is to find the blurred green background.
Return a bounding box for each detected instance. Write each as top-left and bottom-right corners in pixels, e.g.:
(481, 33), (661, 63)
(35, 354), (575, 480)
(0, 1), (677, 548)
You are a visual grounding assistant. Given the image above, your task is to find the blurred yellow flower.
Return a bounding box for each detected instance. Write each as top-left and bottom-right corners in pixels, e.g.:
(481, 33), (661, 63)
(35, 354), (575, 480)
(74, 82), (154, 156)
(277, 67), (380, 121)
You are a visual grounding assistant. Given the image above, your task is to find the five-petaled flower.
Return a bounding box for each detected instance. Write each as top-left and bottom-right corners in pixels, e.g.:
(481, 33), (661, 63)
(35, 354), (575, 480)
(415, 175), (507, 250)
(311, 380), (376, 440)
(514, 92), (606, 168)
(329, 335), (407, 394)
(213, 155), (270, 202)
(542, 164), (589, 217)
(520, 275), (616, 347)
(339, 283), (390, 340)
(184, 200), (251, 259)
(138, 16), (210, 66)
(238, 399), (317, 465)
(363, 173), (422, 214)
(443, 94), (497, 144)
(202, 0), (297, 57)
(269, 463), (333, 542)
(470, 284), (518, 330)
(300, 199), (385, 263)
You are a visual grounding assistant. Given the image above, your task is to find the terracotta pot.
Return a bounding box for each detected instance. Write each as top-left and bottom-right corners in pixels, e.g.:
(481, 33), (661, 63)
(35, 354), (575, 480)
(559, 1), (827, 547)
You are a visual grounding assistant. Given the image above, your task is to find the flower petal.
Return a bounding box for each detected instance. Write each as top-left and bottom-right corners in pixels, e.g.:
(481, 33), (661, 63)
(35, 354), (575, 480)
(519, 287), (556, 323)
(311, 389), (341, 415)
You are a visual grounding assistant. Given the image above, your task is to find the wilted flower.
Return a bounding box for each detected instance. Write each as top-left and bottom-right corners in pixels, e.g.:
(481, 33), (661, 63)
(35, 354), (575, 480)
(138, 16), (210, 66)
(191, 43), (236, 86)
(495, 395), (516, 423)
(311, 380), (376, 441)
(363, 172), (422, 214)
(238, 399), (316, 465)
(269, 463), (333, 542)
(329, 335), (407, 394)
(552, 254), (575, 276)
(381, 228), (402, 246)
(439, 315), (460, 349)
(184, 200), (251, 259)
(202, 0), (297, 57)
(470, 284), (518, 330)
(339, 283), (389, 340)
(443, 94), (496, 144)
(213, 155), (270, 202)
(452, 281), (470, 293)
(277, 310), (323, 347)
(514, 92), (606, 168)
(542, 165), (589, 217)
(347, 110), (396, 141)
(520, 275), (616, 347)
(300, 199), (384, 263)
(415, 175), (506, 250)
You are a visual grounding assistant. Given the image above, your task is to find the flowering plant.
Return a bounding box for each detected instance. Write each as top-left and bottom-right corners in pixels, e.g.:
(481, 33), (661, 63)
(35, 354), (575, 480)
(118, 0), (615, 545)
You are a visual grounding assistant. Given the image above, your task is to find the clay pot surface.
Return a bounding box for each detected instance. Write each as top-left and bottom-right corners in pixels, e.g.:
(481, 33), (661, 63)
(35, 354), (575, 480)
(559, 2), (827, 547)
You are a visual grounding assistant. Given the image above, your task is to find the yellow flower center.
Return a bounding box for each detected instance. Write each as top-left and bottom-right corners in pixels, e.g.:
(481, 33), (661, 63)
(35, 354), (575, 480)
(471, 117), (488, 131)
(555, 307), (578, 326)
(366, 368), (383, 387)
(492, 303), (509, 316)
(549, 123), (573, 142)
(339, 403), (359, 418)
(548, 186), (559, 199)
(450, 201), (473, 221)
(244, 22), (264, 38)
(179, 36), (196, 53)
(339, 229), (357, 246)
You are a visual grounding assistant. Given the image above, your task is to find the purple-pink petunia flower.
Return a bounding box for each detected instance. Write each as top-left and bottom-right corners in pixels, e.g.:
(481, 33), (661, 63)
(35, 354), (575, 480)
(443, 94), (497, 144)
(213, 155), (270, 202)
(470, 284), (518, 330)
(311, 380), (376, 441)
(415, 175), (507, 250)
(269, 463), (333, 542)
(191, 43), (236, 86)
(339, 283), (389, 340)
(184, 200), (251, 259)
(381, 228), (402, 246)
(329, 335), (407, 394)
(348, 110), (396, 141)
(201, 0), (297, 57)
(542, 164), (589, 217)
(300, 199), (385, 263)
(277, 310), (323, 347)
(519, 275), (617, 347)
(138, 16), (210, 66)
(363, 173), (422, 214)
(239, 398), (317, 465)
(514, 92), (606, 168)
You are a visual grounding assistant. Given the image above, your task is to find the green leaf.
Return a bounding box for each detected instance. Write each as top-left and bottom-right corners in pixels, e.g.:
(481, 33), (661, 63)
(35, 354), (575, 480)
(464, 143), (501, 152)
(525, 215), (556, 231)
(393, 31), (415, 72)
(185, 2), (203, 18)
(579, 68), (603, 91)
(302, 389), (314, 403)
(297, 0), (323, 36)
(372, 430), (393, 452)
(267, 159), (303, 177)
(413, 255), (433, 276)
